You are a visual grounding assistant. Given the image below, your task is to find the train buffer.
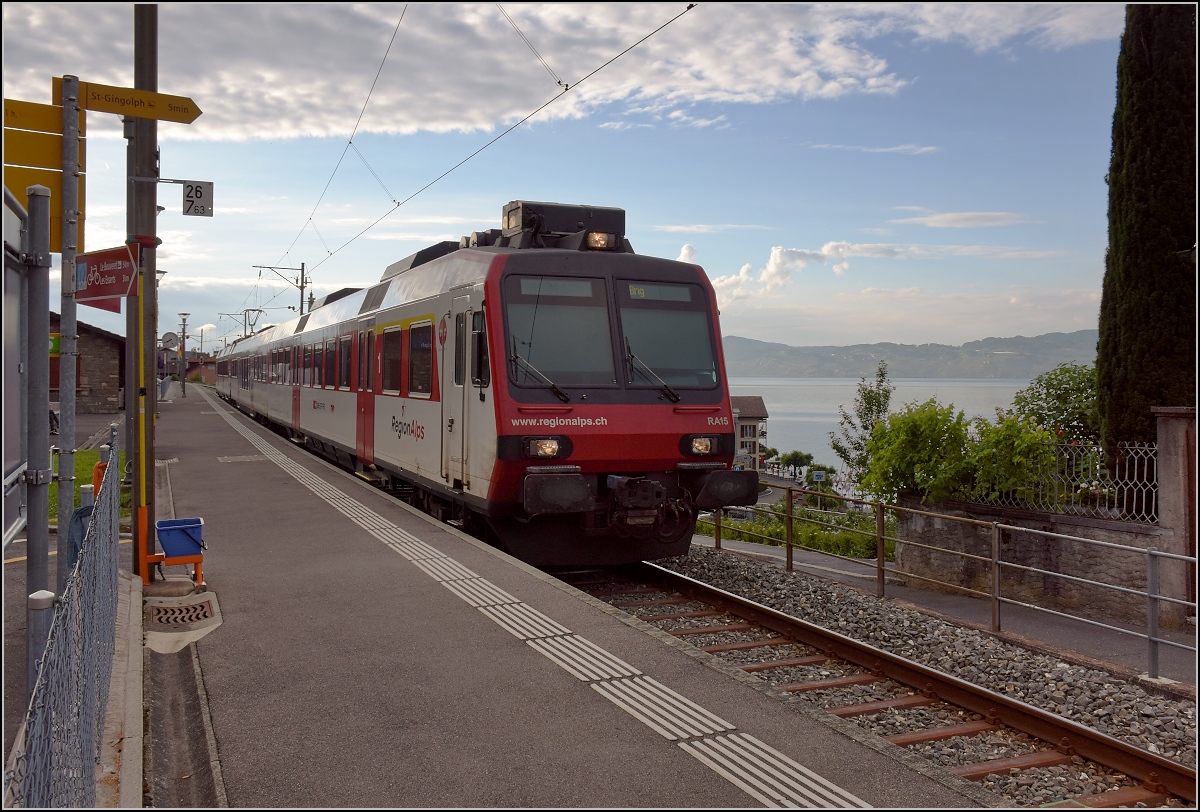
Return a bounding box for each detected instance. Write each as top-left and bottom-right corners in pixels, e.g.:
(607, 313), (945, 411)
(153, 517), (208, 590)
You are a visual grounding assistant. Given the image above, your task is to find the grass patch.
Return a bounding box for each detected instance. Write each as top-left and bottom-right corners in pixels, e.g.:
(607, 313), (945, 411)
(48, 450), (130, 522)
(697, 497), (896, 560)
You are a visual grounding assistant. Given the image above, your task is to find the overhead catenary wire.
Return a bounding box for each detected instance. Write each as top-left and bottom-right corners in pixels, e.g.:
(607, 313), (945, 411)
(497, 4), (567, 89)
(301, 3), (700, 275)
(270, 4), (410, 269)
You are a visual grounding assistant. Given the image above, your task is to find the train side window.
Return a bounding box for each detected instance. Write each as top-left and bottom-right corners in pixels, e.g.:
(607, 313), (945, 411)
(314, 344), (324, 387)
(471, 310), (489, 387)
(362, 332), (374, 392)
(454, 313), (466, 386)
(409, 322), (433, 397)
(303, 345), (312, 386)
(357, 331), (366, 391)
(338, 336), (352, 389)
(381, 328), (402, 393)
(324, 340), (336, 388)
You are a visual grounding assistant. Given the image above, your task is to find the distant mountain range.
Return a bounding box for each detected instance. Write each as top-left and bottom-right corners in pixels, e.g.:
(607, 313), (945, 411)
(723, 330), (1098, 379)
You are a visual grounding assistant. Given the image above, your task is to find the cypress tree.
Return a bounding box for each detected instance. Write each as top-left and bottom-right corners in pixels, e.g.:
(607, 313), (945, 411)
(1098, 4), (1196, 452)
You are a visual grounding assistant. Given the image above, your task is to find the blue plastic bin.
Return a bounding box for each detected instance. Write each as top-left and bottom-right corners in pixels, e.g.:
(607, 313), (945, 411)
(156, 517), (205, 557)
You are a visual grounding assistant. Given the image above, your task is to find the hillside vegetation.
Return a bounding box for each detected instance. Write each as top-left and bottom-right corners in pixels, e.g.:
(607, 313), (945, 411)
(723, 330), (1097, 379)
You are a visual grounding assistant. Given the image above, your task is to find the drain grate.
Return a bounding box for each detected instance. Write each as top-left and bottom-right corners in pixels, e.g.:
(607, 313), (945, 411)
(144, 592), (223, 653)
(149, 601), (214, 626)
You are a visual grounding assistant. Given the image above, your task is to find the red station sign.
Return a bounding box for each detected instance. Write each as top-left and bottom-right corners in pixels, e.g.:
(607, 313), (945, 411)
(75, 244), (138, 312)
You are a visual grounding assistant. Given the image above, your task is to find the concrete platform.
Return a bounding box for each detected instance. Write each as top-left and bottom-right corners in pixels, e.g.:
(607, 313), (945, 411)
(136, 386), (987, 808)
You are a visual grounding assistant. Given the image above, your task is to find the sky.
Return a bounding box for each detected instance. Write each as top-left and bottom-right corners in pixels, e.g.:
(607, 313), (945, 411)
(3, 3), (1127, 353)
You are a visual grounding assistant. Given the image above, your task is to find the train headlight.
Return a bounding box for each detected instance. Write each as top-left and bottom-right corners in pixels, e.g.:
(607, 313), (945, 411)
(690, 436), (717, 456)
(586, 231), (617, 250)
(526, 438), (561, 458)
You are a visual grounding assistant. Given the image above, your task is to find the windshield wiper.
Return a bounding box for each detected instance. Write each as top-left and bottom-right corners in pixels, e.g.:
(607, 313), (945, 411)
(625, 339), (681, 403)
(511, 338), (571, 402)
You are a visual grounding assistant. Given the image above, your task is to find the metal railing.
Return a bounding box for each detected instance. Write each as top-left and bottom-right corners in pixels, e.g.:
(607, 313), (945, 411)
(699, 482), (1195, 679)
(4, 434), (122, 808)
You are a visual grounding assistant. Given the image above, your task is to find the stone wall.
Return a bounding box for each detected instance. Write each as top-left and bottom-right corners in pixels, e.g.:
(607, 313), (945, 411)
(894, 499), (1173, 626)
(50, 313), (124, 414)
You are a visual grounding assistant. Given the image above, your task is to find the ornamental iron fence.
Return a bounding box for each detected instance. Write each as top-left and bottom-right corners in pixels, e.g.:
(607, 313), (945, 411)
(972, 441), (1157, 524)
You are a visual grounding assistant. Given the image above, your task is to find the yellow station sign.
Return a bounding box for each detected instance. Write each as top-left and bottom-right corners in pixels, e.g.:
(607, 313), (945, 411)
(3, 129), (87, 172)
(4, 98), (86, 135)
(3, 167), (87, 252)
(54, 77), (202, 124)
(3, 98), (88, 252)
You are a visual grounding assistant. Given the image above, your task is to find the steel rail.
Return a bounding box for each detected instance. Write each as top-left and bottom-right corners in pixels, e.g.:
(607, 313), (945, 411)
(635, 561), (1197, 803)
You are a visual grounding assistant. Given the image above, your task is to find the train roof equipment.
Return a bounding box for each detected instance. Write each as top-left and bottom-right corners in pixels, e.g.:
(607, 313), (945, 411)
(380, 200), (633, 284)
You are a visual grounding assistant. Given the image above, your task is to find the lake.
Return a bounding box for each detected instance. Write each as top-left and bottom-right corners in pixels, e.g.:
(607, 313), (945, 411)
(729, 377), (1031, 468)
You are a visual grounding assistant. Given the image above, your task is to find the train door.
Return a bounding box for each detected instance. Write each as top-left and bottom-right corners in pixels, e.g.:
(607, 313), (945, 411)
(291, 346), (301, 434)
(441, 296), (469, 488)
(356, 328), (375, 464)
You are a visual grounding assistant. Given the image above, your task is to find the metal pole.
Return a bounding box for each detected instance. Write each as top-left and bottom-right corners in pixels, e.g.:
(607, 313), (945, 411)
(991, 523), (1002, 633)
(875, 502), (885, 598)
(25, 184), (53, 706)
(122, 114), (136, 491)
(27, 590), (55, 707)
(714, 508), (722, 551)
(179, 313), (189, 398)
(784, 486), (793, 572)
(131, 3), (159, 583)
(1147, 548), (1160, 680)
(55, 76), (82, 594)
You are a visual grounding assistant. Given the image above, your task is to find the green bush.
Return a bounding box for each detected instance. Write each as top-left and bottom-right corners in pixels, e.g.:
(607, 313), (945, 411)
(861, 399), (971, 503)
(1011, 362), (1099, 444)
(695, 497), (895, 560)
(968, 414), (1056, 502)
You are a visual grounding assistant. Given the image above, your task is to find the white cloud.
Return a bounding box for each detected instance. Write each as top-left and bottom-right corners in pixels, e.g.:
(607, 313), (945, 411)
(709, 240), (1071, 305)
(2, 4), (1124, 141)
(666, 110), (729, 129)
(676, 244), (696, 263)
(809, 143), (942, 155)
(889, 211), (1031, 228)
(652, 223), (771, 234)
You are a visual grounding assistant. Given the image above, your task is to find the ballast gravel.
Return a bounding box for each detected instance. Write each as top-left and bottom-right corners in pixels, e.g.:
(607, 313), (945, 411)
(655, 544), (1196, 803)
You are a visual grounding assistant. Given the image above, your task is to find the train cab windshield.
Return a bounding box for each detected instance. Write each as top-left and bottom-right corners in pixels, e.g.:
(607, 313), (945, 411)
(503, 274), (718, 398)
(505, 276), (617, 388)
(617, 280), (717, 389)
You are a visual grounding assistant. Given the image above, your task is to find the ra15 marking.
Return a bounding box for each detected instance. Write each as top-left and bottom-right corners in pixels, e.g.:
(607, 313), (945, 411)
(707, 416), (729, 426)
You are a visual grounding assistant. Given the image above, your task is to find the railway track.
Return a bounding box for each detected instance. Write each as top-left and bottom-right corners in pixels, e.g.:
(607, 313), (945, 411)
(551, 561), (1196, 808)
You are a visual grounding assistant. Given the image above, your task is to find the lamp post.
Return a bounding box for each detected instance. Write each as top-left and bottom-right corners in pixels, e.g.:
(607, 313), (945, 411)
(155, 269), (166, 411)
(179, 312), (189, 399)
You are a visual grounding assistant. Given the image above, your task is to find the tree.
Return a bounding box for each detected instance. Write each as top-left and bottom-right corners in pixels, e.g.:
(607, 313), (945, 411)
(777, 450), (813, 472)
(1011, 362), (1099, 444)
(759, 446), (780, 463)
(830, 359), (893, 485)
(1098, 4), (1196, 451)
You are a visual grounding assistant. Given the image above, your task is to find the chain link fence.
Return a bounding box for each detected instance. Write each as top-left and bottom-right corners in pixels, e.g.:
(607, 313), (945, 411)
(3, 436), (121, 808)
(973, 441), (1158, 524)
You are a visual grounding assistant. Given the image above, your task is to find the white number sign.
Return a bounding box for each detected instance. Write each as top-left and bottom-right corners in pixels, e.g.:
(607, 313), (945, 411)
(183, 181), (214, 217)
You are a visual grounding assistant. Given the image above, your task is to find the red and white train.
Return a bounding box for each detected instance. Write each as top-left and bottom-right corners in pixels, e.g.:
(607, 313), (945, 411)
(216, 200), (758, 566)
